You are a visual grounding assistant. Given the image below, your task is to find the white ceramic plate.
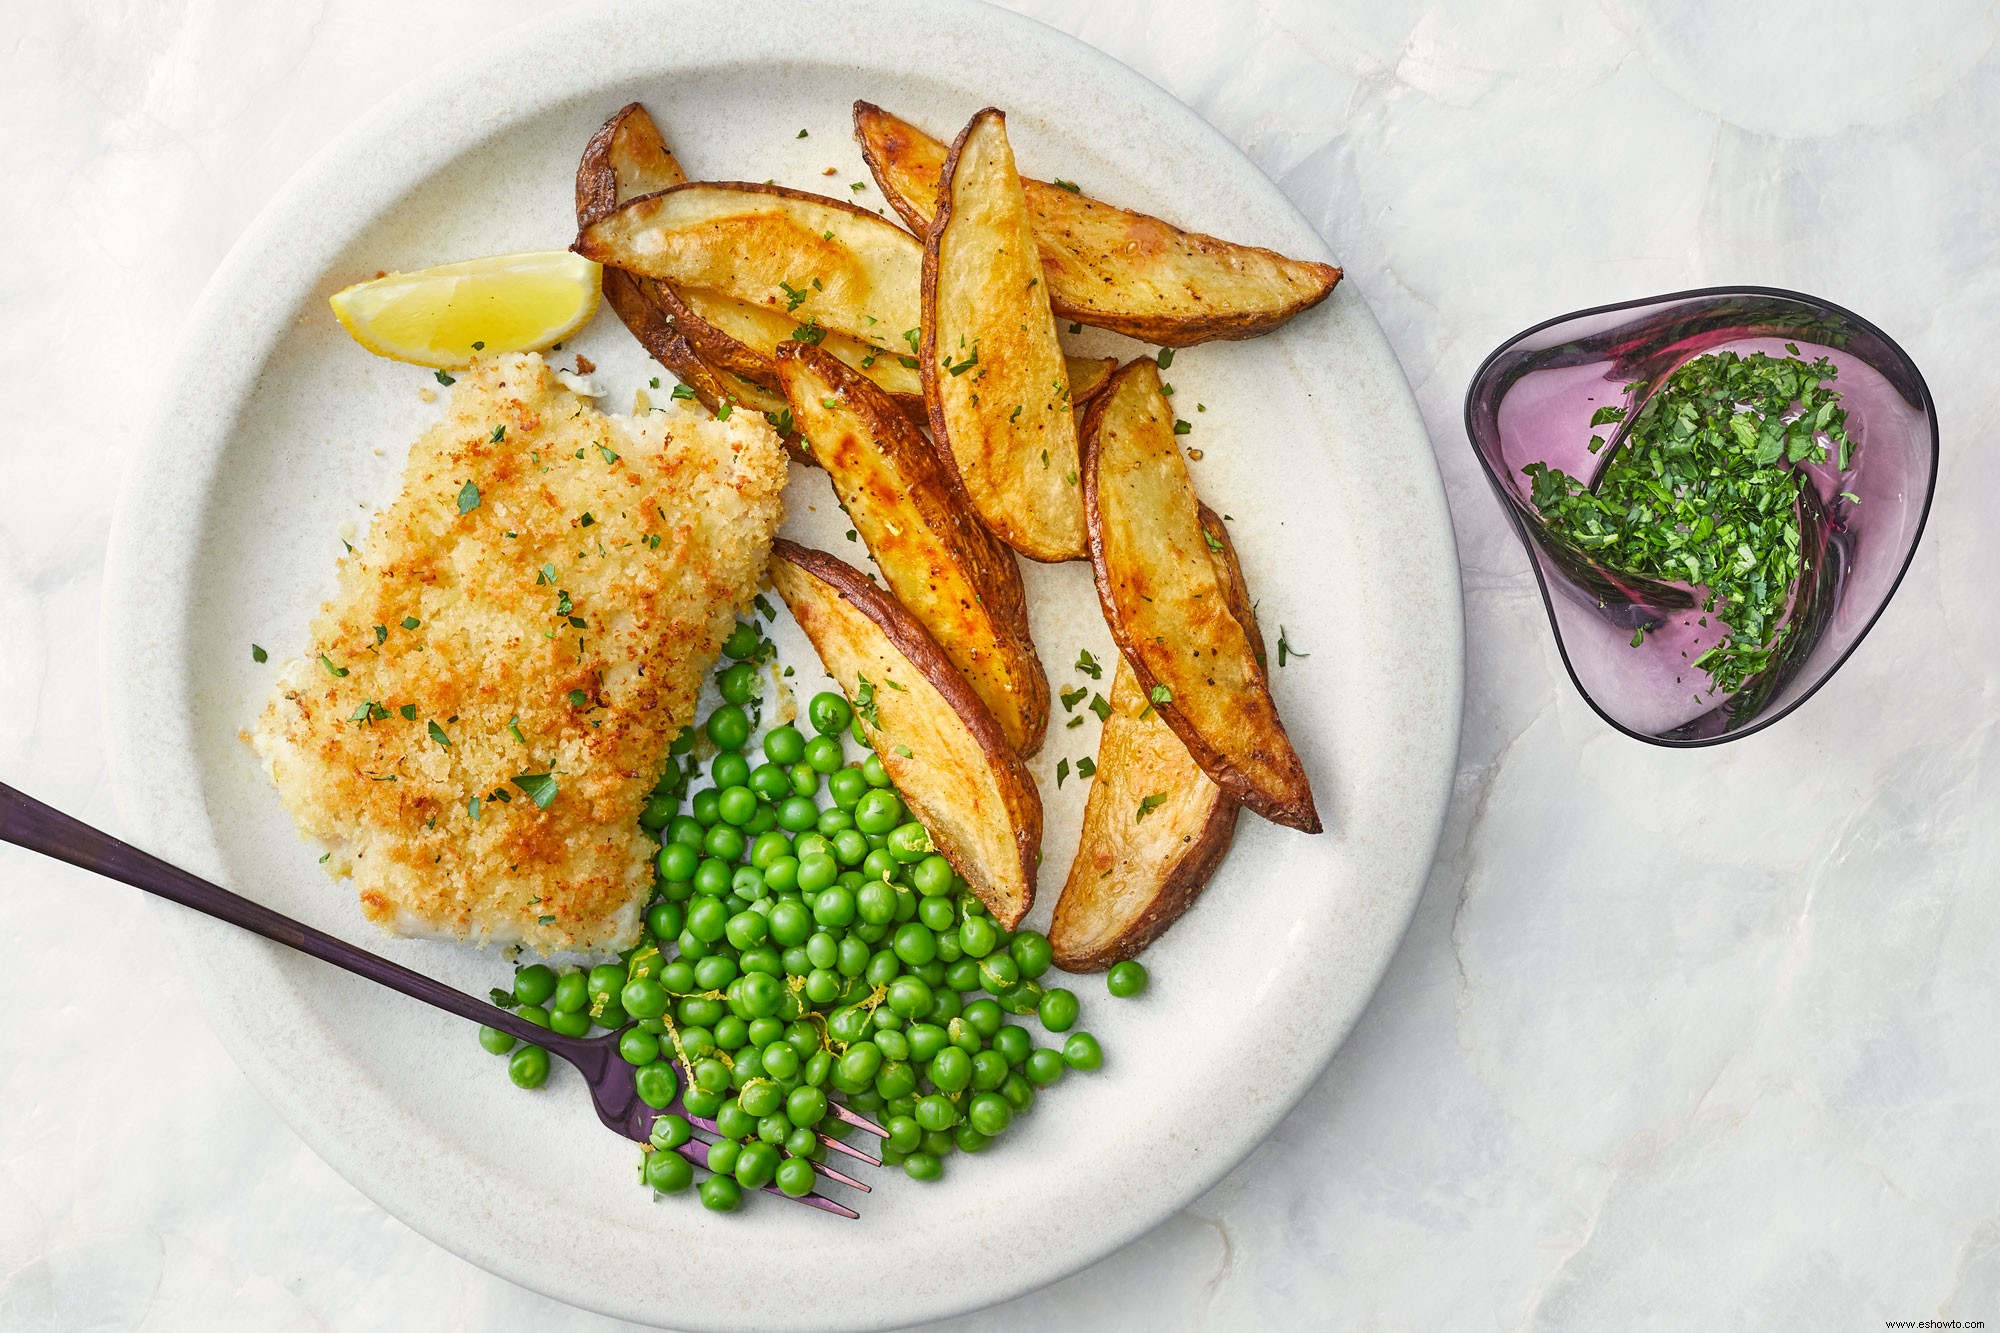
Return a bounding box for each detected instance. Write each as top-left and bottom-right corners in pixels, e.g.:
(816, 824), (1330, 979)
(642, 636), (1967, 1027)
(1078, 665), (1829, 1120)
(100, 2), (1461, 1327)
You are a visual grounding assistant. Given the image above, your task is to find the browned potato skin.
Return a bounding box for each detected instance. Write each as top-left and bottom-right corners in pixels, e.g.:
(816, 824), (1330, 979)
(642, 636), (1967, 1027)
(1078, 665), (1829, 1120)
(1081, 358), (1321, 832)
(575, 182), (921, 346)
(856, 100), (1342, 347)
(1052, 506), (1256, 969)
(776, 344), (1049, 756)
(769, 542), (1041, 928)
(921, 108), (1087, 564)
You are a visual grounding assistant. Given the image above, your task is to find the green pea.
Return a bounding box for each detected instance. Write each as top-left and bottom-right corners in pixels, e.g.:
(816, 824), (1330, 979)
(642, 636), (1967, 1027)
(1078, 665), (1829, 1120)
(650, 1113), (693, 1150)
(906, 1022), (947, 1064)
(669, 814), (704, 847)
(873, 1058), (918, 1100)
(507, 1045), (549, 1089)
(926, 986), (963, 1024)
(762, 724), (806, 766)
(619, 1028), (660, 1065)
(785, 1125), (821, 1159)
(785, 1083), (828, 1127)
(912, 958), (948, 987)
(551, 970), (588, 1012)
(549, 1008), (590, 1037)
(689, 787), (721, 826)
(887, 975), (933, 1019)
(831, 829), (869, 866)
(639, 792), (678, 831)
(511, 964), (556, 1007)
(699, 1174), (743, 1213)
(875, 1028), (910, 1062)
(725, 911), (769, 950)
(1009, 931), (1054, 980)
(516, 1005), (550, 1030)
(970, 1048), (1010, 1090)
(828, 767), (869, 811)
(715, 1096), (759, 1139)
(930, 1047), (974, 1092)
(797, 853), (839, 894)
(914, 1093), (959, 1131)
(962, 998), (1003, 1037)
(645, 901), (685, 941)
(1025, 1046), (1067, 1087)
(772, 795), (817, 834)
(635, 1061), (680, 1108)
(804, 735), (844, 774)
(902, 1151), (942, 1182)
(807, 691), (853, 736)
(737, 1077), (782, 1119)
(856, 879), (898, 925)
(774, 1155), (817, 1198)
(1038, 986), (1080, 1032)
(861, 752), (892, 787)
(682, 1086), (724, 1118)
(885, 1114), (922, 1154)
(715, 786), (757, 829)
(707, 1138), (742, 1175)
(912, 854), (954, 898)
(1106, 959), (1149, 998)
(979, 953), (1021, 992)
(890, 922), (936, 967)
(1001, 1071), (1036, 1112)
(706, 704), (751, 751)
(763, 856), (800, 894)
(813, 885), (857, 928)
(478, 1025), (516, 1056)
(687, 896), (729, 942)
(853, 787), (904, 834)
(718, 660), (761, 704)
(669, 726), (698, 756)
(722, 621), (762, 659)
(920, 898), (958, 932)
(886, 822), (932, 864)
(943, 957), (980, 991)
(1062, 1031), (1104, 1071)
(644, 1148), (694, 1194)
(621, 976), (669, 1020)
(954, 1124), (991, 1154)
(959, 915), (998, 958)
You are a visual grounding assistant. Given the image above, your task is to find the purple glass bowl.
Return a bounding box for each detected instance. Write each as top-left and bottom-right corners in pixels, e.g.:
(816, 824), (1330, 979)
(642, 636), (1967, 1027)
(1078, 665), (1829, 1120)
(1464, 286), (1938, 746)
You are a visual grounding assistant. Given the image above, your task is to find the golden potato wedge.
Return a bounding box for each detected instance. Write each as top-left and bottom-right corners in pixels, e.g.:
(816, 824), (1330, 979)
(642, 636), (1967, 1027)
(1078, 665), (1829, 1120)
(776, 344), (1048, 755)
(769, 541), (1041, 927)
(1066, 355), (1118, 411)
(1052, 505), (1257, 967)
(575, 183), (920, 349)
(666, 285), (926, 416)
(1081, 358), (1320, 832)
(575, 102), (689, 227)
(856, 101), (1342, 346)
(922, 108), (1085, 563)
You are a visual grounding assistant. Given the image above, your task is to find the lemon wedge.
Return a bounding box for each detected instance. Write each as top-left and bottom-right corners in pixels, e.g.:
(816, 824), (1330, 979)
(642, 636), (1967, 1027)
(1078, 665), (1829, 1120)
(329, 250), (603, 369)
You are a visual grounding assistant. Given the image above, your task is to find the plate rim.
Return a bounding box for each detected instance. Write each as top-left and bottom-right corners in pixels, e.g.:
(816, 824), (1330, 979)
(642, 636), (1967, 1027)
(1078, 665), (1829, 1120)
(100, 1), (1465, 1326)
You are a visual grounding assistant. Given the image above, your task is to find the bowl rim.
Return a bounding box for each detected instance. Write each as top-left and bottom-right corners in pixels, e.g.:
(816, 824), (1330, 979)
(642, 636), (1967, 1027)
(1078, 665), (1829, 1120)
(1461, 283), (1940, 749)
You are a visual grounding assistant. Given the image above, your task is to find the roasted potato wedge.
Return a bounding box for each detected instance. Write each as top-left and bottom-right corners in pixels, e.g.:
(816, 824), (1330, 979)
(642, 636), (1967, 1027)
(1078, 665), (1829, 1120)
(857, 101), (1342, 346)
(575, 183), (920, 349)
(1052, 657), (1238, 969)
(576, 102), (689, 227)
(922, 108), (1085, 564)
(1081, 358), (1320, 832)
(1052, 506), (1256, 967)
(1066, 355), (1118, 411)
(665, 284), (926, 415)
(769, 542), (1041, 927)
(777, 344), (1048, 755)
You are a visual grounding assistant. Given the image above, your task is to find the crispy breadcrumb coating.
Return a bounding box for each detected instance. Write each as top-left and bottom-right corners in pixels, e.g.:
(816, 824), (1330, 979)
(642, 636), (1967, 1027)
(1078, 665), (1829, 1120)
(255, 353), (787, 954)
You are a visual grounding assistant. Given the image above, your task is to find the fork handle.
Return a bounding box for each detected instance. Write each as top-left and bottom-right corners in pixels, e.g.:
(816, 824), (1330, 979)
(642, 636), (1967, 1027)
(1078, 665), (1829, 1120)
(0, 782), (560, 1050)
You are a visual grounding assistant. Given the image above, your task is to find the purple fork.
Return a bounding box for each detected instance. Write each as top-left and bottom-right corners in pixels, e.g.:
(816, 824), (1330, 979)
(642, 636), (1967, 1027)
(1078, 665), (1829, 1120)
(0, 782), (885, 1217)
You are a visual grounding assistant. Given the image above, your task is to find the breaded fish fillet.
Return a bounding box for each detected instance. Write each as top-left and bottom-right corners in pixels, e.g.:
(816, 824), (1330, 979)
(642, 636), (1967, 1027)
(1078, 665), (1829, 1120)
(254, 352), (787, 954)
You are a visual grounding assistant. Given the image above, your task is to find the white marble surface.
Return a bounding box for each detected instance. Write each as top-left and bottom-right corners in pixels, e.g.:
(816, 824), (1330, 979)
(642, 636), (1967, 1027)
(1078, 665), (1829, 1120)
(2, 0), (1995, 1328)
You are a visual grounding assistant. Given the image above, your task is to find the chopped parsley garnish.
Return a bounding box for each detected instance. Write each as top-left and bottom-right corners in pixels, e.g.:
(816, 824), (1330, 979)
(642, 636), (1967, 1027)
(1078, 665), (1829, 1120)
(428, 720), (451, 748)
(251, 643), (267, 663)
(1059, 685), (1088, 711)
(319, 654), (348, 678)
(1172, 419), (1192, 436)
(1074, 649), (1102, 680)
(399, 704), (418, 721)
(845, 529), (858, 542)
(671, 384), (697, 401)
(754, 593), (777, 621)
(853, 676), (881, 727)
(765, 408), (795, 435)
(1203, 529), (1224, 553)
(434, 369), (456, 386)
(1088, 693), (1111, 723)
(350, 701), (387, 726)
(373, 625), (387, 645)
(649, 377), (660, 389)
(1156, 348), (1175, 369)
(796, 128), (809, 138)
(489, 425), (506, 443)
(716, 401), (734, 421)
(945, 345), (980, 376)
(1521, 349), (1851, 693)
(1277, 626), (1306, 667)
(1136, 793), (1167, 822)
(1012, 405), (1024, 423)
(1149, 684), (1173, 704)
(513, 772), (559, 809)
(568, 689), (589, 708)
(893, 744), (912, 758)
(1068, 322), (1082, 334)
(902, 328), (921, 352)
(579, 513), (595, 528)
(598, 445), (620, 464)
(401, 616), (420, 630)
(790, 320), (826, 346)
(1076, 756), (1096, 779)
(779, 280), (810, 313)
(456, 480), (481, 514)
(471, 341), (485, 352)
(1052, 178), (1081, 193)
(507, 714), (526, 744)
(1056, 758), (1070, 788)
